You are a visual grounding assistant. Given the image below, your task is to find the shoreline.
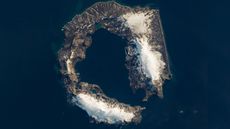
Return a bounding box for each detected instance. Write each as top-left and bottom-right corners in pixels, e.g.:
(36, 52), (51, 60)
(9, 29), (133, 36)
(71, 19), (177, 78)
(58, 1), (171, 124)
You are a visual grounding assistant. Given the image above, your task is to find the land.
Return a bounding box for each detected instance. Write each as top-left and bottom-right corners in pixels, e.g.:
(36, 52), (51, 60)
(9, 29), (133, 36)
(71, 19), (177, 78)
(58, 1), (171, 124)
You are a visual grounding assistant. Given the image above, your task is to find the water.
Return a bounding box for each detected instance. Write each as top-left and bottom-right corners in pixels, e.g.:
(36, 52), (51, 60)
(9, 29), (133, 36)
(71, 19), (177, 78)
(1, 0), (229, 129)
(77, 29), (145, 105)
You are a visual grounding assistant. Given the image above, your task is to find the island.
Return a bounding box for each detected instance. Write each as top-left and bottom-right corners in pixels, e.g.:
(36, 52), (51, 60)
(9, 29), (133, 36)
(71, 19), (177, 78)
(58, 1), (171, 124)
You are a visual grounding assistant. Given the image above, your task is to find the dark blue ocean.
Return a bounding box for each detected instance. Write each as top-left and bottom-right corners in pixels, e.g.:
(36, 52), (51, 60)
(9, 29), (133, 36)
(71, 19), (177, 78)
(1, 0), (230, 129)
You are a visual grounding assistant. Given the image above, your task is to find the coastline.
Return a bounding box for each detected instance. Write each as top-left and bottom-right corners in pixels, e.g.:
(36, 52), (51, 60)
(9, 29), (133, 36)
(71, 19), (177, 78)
(58, 1), (171, 124)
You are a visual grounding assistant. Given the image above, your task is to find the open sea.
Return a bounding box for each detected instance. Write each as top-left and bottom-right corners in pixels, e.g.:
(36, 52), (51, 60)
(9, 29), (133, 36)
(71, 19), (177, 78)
(1, 0), (230, 129)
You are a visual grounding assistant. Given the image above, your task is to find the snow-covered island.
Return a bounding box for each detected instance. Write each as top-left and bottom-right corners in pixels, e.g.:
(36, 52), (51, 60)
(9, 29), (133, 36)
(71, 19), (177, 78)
(58, 1), (171, 124)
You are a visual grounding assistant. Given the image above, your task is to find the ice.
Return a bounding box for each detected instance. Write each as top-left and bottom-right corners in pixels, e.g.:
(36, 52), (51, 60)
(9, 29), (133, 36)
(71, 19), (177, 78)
(71, 93), (135, 124)
(122, 11), (166, 86)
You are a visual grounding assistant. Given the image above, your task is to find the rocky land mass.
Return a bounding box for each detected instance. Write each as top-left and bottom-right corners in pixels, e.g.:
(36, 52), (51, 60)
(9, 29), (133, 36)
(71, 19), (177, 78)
(58, 1), (171, 124)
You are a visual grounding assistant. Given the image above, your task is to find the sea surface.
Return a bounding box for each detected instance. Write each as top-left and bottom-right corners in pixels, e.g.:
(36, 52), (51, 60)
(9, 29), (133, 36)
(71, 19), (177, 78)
(1, 0), (230, 129)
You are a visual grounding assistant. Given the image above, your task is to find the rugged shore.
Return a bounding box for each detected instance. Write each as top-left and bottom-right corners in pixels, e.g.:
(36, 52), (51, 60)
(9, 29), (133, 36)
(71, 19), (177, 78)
(58, 1), (171, 124)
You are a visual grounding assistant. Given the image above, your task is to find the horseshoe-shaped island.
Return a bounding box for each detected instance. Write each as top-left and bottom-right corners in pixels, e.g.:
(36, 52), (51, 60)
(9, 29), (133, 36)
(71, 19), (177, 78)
(58, 1), (171, 124)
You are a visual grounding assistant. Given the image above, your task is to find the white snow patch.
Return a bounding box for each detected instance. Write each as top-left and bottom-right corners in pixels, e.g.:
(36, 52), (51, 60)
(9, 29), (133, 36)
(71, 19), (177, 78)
(66, 59), (73, 74)
(122, 11), (153, 34)
(66, 51), (76, 76)
(122, 11), (166, 86)
(72, 93), (135, 124)
(135, 36), (165, 82)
